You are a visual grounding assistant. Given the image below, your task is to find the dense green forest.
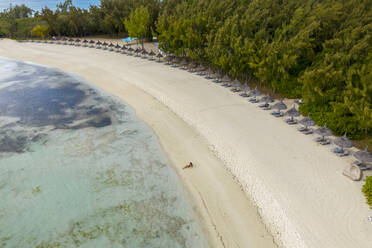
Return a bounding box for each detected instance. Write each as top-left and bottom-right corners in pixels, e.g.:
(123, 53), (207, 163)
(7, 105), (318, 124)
(0, 0), (371, 141)
(0, 0), (159, 38)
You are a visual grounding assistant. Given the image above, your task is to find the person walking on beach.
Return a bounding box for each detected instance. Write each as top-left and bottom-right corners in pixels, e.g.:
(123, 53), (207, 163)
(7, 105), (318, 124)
(183, 162), (193, 169)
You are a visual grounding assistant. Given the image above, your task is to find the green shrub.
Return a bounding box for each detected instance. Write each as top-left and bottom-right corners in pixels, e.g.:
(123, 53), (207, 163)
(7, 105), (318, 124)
(299, 102), (364, 139)
(362, 176), (372, 209)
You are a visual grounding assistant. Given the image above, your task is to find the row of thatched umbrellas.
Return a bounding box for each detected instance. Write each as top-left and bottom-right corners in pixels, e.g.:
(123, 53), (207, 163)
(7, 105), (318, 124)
(29, 38), (164, 60)
(251, 96), (371, 164)
(28, 38), (372, 169)
(188, 68), (372, 166)
(162, 58), (371, 164)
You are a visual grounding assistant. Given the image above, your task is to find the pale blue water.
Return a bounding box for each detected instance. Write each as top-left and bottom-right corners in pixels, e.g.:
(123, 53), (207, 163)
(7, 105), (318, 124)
(0, 0), (99, 11)
(0, 57), (208, 248)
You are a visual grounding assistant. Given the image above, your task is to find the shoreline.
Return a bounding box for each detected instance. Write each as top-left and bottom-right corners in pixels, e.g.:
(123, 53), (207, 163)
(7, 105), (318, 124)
(0, 40), (276, 247)
(119, 83), (276, 247)
(1, 39), (372, 248)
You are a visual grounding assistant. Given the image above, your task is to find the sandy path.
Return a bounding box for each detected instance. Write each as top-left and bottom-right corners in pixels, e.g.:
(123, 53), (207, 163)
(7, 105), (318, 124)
(0, 40), (276, 248)
(1, 39), (372, 248)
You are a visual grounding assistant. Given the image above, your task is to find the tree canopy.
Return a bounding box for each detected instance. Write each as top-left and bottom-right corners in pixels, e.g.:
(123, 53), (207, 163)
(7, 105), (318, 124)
(124, 6), (151, 47)
(0, 0), (160, 38)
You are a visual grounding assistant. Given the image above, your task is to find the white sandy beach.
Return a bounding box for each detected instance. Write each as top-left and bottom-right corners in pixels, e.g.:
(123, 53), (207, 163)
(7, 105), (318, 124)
(1, 39), (371, 248)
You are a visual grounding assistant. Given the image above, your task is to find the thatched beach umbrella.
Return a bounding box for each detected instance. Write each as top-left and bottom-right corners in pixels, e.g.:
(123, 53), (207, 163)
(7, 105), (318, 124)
(334, 133), (353, 152)
(285, 106), (300, 121)
(108, 43), (114, 51)
(258, 94), (273, 108)
(260, 95), (274, 103)
(221, 75), (232, 87)
(354, 147), (372, 164)
(187, 62), (197, 72)
(221, 75), (231, 82)
(251, 87), (261, 97)
(196, 65), (206, 75)
(232, 79), (240, 86)
(115, 43), (121, 49)
(102, 42), (108, 49)
(61, 37), (67, 45)
(273, 101), (287, 110)
(164, 55), (172, 61)
(156, 53), (163, 62)
(146, 50), (155, 60)
(248, 87), (261, 102)
(120, 45), (127, 54)
(82, 39), (88, 47)
(148, 50), (155, 57)
(231, 79), (242, 92)
(179, 59), (188, 69)
(134, 48), (141, 56)
(188, 62), (197, 68)
(205, 68), (214, 79)
(212, 71), (222, 82)
(127, 47), (134, 55)
(141, 49), (148, 56)
(196, 65), (206, 72)
(73, 39), (80, 46)
(180, 60), (188, 66)
(315, 125), (333, 141)
(272, 101), (287, 115)
(299, 116), (315, 131)
(89, 40), (95, 47)
(239, 85), (251, 97)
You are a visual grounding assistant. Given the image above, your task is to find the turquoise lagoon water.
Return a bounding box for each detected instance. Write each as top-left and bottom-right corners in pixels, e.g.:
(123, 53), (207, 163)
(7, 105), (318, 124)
(0, 57), (208, 248)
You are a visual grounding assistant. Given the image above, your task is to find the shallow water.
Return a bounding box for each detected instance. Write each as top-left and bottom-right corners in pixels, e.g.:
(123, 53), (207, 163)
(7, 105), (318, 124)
(0, 57), (208, 248)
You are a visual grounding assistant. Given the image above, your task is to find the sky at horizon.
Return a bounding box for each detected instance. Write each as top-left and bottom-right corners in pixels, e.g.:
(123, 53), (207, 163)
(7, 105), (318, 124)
(0, 0), (100, 11)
